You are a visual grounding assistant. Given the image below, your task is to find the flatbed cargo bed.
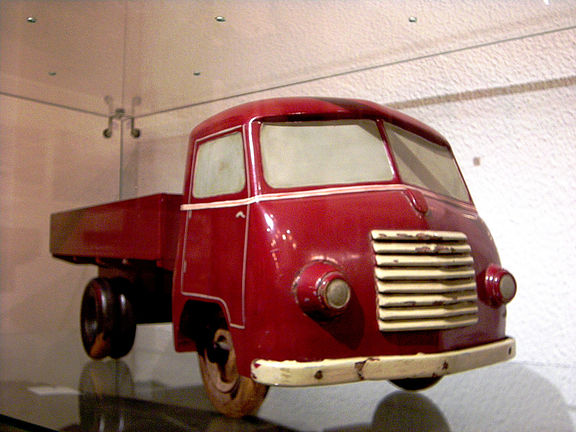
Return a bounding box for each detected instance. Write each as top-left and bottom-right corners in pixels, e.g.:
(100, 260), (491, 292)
(50, 193), (182, 271)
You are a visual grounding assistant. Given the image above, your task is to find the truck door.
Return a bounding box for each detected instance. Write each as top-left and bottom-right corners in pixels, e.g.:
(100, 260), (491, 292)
(180, 130), (249, 328)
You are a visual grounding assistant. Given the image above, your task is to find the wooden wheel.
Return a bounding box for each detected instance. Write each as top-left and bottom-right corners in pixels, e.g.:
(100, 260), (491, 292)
(80, 277), (136, 360)
(390, 377), (442, 391)
(198, 328), (268, 418)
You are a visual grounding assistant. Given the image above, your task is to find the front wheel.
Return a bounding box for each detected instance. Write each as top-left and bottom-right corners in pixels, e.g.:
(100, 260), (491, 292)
(198, 328), (268, 418)
(390, 377), (442, 391)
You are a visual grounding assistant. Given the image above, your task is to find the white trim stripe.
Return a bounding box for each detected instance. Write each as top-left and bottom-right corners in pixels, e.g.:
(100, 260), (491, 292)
(180, 184), (407, 211)
(181, 196), (254, 211)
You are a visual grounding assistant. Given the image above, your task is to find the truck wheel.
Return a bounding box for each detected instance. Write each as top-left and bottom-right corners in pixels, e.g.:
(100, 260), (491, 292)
(198, 328), (268, 418)
(390, 377), (442, 391)
(80, 278), (136, 360)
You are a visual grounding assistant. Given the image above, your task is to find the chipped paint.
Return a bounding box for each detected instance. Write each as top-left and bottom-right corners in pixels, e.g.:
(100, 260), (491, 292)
(251, 338), (515, 387)
(354, 360), (367, 380)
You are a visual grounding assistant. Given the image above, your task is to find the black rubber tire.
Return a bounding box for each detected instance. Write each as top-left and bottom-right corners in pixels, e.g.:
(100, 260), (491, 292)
(80, 277), (136, 360)
(197, 326), (268, 417)
(108, 278), (136, 359)
(390, 376), (442, 391)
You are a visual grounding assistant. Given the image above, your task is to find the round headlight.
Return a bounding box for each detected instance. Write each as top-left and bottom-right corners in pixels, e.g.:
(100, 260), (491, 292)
(498, 274), (517, 302)
(324, 278), (351, 310)
(294, 262), (352, 319)
(482, 264), (517, 306)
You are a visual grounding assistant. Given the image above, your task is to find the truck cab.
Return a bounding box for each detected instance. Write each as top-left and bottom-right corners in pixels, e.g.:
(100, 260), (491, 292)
(171, 98), (516, 416)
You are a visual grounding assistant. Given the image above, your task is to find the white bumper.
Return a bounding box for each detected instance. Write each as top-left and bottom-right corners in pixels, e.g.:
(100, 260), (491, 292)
(251, 338), (515, 387)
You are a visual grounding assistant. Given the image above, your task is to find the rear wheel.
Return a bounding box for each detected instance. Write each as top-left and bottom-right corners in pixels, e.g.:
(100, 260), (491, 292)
(390, 377), (442, 391)
(80, 277), (136, 360)
(198, 326), (268, 417)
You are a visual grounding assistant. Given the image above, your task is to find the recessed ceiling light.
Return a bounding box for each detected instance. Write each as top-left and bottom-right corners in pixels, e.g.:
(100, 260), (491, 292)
(27, 16), (38, 23)
(48, 71), (57, 76)
(215, 16), (226, 23)
(193, 71), (201, 76)
(409, 16), (418, 23)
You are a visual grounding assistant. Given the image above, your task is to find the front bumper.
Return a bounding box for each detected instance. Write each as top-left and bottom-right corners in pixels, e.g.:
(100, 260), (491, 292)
(251, 337), (515, 387)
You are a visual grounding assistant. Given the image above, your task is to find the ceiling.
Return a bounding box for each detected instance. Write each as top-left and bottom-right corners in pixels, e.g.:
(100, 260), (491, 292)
(1, 0), (575, 117)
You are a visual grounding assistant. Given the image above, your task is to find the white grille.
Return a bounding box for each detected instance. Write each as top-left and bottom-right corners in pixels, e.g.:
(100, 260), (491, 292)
(372, 230), (479, 332)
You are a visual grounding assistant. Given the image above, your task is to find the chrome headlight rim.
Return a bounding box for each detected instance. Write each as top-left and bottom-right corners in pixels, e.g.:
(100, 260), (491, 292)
(294, 261), (352, 318)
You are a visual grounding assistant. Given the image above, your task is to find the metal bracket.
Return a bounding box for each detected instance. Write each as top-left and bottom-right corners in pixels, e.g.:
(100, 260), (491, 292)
(103, 96), (141, 139)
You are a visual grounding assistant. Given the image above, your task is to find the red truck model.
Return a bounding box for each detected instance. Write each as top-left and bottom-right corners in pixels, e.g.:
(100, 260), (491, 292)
(51, 97), (517, 417)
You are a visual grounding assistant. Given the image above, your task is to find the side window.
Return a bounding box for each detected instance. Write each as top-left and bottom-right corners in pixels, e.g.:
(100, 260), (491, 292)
(384, 123), (470, 202)
(192, 132), (246, 198)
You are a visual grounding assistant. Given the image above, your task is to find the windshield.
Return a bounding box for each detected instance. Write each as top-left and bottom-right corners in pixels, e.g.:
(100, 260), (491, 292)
(384, 123), (471, 202)
(260, 120), (394, 189)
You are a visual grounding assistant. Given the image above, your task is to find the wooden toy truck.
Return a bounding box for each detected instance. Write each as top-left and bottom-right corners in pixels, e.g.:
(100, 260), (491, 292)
(51, 97), (516, 417)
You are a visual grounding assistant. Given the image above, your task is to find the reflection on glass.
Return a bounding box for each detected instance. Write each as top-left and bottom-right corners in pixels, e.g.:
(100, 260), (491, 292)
(72, 360), (294, 432)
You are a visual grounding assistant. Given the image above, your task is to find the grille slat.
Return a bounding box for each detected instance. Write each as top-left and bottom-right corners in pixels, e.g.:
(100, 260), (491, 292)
(375, 267), (476, 281)
(378, 291), (478, 307)
(377, 279), (477, 294)
(373, 242), (471, 255)
(379, 303), (478, 321)
(377, 315), (479, 332)
(372, 230), (479, 332)
(372, 230), (467, 242)
(375, 254), (474, 267)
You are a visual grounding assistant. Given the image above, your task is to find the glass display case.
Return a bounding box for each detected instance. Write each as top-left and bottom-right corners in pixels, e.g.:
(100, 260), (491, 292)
(0, 330), (573, 431)
(1, 1), (575, 430)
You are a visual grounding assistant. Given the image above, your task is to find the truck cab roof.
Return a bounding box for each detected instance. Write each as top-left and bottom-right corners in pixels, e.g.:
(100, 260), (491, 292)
(191, 97), (449, 147)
